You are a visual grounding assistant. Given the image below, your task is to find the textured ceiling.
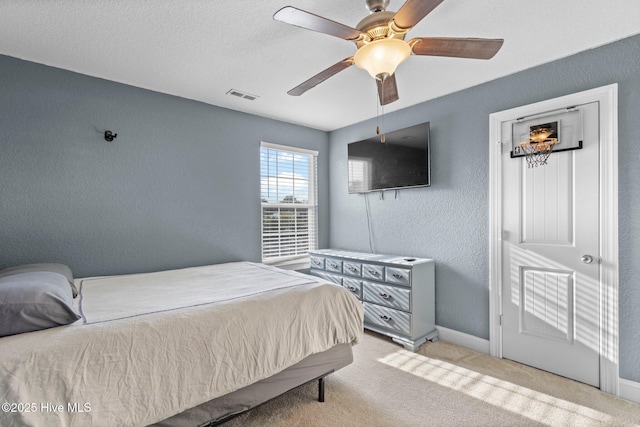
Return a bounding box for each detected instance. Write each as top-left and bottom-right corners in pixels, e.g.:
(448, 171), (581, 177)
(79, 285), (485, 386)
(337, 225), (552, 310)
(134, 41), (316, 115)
(1, 0), (639, 131)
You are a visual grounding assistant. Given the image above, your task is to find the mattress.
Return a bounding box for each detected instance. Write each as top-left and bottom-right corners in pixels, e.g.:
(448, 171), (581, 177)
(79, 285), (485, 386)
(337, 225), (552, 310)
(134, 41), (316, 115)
(0, 262), (363, 427)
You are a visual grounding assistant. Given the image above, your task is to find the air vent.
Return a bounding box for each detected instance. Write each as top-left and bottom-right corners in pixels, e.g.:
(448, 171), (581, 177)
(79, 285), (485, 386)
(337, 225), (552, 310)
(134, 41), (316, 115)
(226, 89), (259, 101)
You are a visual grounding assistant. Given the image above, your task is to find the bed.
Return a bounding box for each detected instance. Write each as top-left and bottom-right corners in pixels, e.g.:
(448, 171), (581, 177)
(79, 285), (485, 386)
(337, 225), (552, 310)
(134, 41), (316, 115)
(0, 261), (364, 426)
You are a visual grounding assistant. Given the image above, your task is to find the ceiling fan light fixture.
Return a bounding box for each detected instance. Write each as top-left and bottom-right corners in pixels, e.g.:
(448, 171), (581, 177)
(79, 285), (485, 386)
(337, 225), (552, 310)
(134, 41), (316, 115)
(354, 38), (411, 79)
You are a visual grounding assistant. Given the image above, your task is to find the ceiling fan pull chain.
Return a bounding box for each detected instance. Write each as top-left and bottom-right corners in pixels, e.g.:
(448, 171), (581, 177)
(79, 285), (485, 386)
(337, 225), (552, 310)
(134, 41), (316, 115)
(380, 78), (386, 143)
(376, 84), (380, 135)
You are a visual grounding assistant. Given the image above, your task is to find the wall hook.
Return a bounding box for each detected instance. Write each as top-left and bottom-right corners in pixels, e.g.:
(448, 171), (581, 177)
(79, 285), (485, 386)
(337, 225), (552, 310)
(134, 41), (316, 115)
(104, 130), (118, 142)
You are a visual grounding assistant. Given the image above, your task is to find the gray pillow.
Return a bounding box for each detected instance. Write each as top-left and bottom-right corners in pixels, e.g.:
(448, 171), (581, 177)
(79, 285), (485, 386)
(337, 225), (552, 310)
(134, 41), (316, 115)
(0, 271), (81, 337)
(0, 263), (78, 298)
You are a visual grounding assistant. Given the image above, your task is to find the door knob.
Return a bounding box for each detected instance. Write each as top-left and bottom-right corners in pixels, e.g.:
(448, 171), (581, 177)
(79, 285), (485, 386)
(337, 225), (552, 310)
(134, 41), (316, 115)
(581, 255), (594, 264)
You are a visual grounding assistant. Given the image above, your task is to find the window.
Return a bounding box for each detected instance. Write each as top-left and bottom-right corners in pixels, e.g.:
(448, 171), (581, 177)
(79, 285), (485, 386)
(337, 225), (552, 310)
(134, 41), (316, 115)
(260, 142), (318, 266)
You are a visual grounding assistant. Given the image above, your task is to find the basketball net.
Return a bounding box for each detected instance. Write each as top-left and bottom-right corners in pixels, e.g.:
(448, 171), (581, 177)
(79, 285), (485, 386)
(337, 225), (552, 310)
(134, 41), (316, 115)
(519, 127), (558, 168)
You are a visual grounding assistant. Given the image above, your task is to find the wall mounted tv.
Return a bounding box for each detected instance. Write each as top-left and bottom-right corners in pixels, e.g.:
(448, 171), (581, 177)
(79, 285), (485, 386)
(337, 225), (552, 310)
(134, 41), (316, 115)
(348, 122), (431, 194)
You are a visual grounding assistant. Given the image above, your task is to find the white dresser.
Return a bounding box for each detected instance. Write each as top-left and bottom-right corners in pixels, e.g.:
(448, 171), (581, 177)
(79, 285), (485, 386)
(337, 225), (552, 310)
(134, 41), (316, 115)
(309, 249), (437, 351)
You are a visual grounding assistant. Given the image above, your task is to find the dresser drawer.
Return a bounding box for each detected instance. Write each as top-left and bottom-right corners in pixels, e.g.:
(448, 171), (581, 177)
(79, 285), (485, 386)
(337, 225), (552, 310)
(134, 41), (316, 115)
(309, 255), (325, 270)
(363, 281), (410, 312)
(342, 277), (362, 299)
(325, 258), (343, 273)
(343, 261), (362, 277)
(364, 303), (411, 336)
(362, 263), (384, 281)
(385, 267), (411, 286)
(310, 270), (343, 286)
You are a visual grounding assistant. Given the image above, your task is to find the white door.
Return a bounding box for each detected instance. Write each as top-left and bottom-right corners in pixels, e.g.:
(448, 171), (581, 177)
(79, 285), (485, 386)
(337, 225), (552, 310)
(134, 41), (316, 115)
(500, 102), (600, 387)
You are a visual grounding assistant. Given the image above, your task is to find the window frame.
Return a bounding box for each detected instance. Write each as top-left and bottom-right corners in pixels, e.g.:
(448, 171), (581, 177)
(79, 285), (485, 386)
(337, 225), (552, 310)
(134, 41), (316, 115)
(260, 141), (319, 269)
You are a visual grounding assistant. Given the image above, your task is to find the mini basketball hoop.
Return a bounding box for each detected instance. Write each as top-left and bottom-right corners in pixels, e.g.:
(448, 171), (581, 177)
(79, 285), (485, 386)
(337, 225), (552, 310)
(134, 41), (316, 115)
(518, 125), (558, 168)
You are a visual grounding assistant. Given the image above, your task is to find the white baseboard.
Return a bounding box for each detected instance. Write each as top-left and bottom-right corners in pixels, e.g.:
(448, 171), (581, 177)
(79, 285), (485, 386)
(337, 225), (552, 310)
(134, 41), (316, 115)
(620, 378), (640, 403)
(435, 326), (490, 355)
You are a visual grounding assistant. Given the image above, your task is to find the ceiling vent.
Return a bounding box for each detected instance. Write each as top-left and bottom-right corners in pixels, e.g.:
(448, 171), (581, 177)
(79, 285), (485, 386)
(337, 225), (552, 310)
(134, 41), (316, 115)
(226, 89), (259, 101)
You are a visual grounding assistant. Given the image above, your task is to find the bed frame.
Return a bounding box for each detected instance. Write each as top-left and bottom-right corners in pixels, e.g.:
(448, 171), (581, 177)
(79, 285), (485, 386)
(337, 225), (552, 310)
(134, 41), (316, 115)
(152, 343), (353, 426)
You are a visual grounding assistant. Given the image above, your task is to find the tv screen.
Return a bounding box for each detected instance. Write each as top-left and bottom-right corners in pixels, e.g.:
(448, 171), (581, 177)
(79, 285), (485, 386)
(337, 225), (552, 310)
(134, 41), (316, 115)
(348, 122), (431, 193)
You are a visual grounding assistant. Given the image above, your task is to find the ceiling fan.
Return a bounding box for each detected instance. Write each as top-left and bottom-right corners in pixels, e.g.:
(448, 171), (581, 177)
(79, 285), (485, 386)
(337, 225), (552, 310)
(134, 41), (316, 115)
(274, 0), (504, 105)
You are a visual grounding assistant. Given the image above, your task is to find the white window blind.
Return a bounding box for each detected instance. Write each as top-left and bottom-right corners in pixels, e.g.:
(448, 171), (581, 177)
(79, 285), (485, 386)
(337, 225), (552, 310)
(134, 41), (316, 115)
(260, 142), (318, 264)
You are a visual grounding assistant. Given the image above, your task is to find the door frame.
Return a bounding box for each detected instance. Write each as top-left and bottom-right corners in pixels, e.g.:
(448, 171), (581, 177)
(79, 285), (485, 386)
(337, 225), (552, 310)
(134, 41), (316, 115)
(488, 84), (619, 394)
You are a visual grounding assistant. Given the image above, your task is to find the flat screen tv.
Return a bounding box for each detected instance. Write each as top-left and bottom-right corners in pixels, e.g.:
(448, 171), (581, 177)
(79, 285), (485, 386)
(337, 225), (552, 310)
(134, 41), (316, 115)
(348, 122), (431, 193)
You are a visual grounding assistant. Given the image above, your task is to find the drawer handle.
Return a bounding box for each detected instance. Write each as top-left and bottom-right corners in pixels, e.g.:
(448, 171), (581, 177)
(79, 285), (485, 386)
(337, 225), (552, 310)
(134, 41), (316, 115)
(348, 266), (358, 273)
(379, 314), (392, 322)
(378, 292), (391, 300)
(392, 273), (404, 280)
(368, 270), (380, 277)
(347, 286), (357, 292)
(330, 262), (338, 268)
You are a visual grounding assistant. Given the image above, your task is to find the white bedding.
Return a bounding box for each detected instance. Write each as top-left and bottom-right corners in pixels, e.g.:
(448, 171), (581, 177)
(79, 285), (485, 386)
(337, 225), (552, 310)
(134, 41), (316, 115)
(0, 262), (363, 427)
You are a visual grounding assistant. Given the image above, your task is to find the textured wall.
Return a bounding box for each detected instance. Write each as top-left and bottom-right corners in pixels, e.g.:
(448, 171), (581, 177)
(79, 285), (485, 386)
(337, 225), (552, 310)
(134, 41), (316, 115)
(328, 34), (640, 382)
(0, 55), (330, 277)
(1, 34), (638, 383)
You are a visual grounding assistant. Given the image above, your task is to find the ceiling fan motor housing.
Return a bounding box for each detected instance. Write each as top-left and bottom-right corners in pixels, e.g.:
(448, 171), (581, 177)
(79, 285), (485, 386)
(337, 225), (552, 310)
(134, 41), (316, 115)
(365, 0), (390, 13)
(355, 11), (406, 48)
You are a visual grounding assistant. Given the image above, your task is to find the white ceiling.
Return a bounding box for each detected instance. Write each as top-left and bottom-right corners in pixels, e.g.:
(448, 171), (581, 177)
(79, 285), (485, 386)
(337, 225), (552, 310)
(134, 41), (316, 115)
(1, 0), (639, 131)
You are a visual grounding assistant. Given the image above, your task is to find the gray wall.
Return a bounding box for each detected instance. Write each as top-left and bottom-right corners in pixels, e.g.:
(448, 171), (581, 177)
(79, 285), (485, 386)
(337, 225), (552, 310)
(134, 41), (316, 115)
(0, 55), (330, 277)
(1, 34), (638, 384)
(328, 34), (640, 382)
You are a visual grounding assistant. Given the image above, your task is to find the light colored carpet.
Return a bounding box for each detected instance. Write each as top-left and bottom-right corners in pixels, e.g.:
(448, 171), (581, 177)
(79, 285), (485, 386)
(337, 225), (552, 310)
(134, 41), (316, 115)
(223, 331), (640, 427)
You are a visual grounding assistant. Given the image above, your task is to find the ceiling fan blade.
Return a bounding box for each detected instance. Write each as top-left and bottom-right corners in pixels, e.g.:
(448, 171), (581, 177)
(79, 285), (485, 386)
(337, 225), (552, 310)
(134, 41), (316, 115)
(392, 0), (445, 30)
(376, 74), (399, 105)
(274, 6), (362, 41)
(410, 37), (504, 59)
(288, 57), (355, 96)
